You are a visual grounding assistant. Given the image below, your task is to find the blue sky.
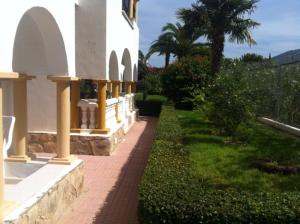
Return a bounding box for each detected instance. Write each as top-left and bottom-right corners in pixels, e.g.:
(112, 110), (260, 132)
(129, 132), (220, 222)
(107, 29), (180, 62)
(139, 0), (300, 67)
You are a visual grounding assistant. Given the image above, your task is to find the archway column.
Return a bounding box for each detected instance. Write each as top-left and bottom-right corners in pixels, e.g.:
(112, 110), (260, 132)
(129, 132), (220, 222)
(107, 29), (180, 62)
(125, 81), (133, 112)
(132, 82), (137, 93)
(129, 0), (134, 19)
(126, 81), (132, 95)
(96, 80), (110, 134)
(112, 81), (121, 123)
(47, 76), (79, 165)
(135, 0), (139, 22)
(7, 75), (35, 163)
(71, 80), (81, 129)
(0, 72), (19, 220)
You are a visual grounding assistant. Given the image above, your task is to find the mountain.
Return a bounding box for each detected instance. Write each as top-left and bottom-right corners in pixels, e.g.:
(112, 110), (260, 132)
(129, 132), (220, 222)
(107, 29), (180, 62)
(272, 49), (300, 65)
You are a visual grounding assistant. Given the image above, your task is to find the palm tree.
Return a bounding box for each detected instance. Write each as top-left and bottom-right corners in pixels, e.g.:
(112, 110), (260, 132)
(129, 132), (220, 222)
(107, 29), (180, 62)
(148, 33), (174, 68)
(149, 22), (208, 68)
(139, 50), (150, 66)
(178, 0), (260, 76)
(138, 50), (151, 80)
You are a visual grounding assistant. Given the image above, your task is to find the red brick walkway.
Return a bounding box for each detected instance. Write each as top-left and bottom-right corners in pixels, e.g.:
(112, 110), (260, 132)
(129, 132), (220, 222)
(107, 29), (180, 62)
(60, 117), (158, 224)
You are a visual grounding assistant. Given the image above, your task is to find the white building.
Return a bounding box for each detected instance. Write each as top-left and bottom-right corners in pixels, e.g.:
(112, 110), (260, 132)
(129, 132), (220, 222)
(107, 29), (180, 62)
(0, 0), (139, 131)
(0, 0), (140, 219)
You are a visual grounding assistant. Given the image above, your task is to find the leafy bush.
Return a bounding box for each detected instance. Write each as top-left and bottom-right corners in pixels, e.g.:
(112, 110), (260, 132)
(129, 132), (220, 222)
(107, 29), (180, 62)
(161, 57), (210, 110)
(135, 94), (167, 117)
(207, 60), (300, 134)
(80, 80), (97, 99)
(137, 72), (163, 101)
(135, 100), (163, 117)
(138, 106), (300, 224)
(207, 61), (272, 135)
(240, 53), (265, 63)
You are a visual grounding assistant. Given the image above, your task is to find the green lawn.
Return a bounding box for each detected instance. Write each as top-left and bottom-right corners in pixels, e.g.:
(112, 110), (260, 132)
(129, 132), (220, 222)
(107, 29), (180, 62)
(176, 110), (300, 193)
(135, 93), (168, 103)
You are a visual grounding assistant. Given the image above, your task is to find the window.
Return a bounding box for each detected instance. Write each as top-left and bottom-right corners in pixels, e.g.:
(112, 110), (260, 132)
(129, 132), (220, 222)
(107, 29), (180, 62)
(122, 0), (130, 18)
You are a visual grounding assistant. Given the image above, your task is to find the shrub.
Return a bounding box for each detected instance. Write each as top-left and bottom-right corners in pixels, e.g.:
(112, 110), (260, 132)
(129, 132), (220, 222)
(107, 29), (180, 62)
(135, 94), (167, 117)
(161, 57), (210, 110)
(206, 61), (274, 135)
(206, 64), (251, 135)
(138, 106), (300, 224)
(208, 60), (300, 131)
(240, 53), (265, 63)
(135, 100), (163, 117)
(80, 80), (97, 99)
(137, 73), (163, 100)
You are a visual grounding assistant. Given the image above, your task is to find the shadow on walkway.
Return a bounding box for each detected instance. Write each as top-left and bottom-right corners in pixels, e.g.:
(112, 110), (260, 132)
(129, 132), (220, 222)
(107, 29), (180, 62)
(92, 117), (158, 224)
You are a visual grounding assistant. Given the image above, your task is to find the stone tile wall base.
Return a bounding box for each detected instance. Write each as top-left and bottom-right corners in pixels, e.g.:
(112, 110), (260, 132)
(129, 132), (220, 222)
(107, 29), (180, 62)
(27, 111), (137, 156)
(7, 163), (84, 224)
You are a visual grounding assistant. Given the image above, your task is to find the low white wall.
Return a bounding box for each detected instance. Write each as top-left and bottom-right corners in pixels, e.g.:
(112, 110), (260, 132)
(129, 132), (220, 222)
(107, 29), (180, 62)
(106, 98), (118, 130)
(258, 117), (300, 137)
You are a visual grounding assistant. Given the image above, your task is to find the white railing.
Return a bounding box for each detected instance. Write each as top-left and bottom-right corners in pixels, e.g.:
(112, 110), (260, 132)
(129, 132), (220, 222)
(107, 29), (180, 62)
(77, 98), (119, 131)
(119, 96), (125, 121)
(77, 94), (135, 132)
(77, 99), (98, 129)
(106, 98), (118, 129)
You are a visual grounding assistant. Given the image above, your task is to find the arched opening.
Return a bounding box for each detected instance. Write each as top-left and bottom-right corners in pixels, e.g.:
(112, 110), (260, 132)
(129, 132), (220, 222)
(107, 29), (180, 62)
(109, 51), (119, 81)
(108, 51), (120, 98)
(13, 7), (68, 132)
(121, 49), (132, 93)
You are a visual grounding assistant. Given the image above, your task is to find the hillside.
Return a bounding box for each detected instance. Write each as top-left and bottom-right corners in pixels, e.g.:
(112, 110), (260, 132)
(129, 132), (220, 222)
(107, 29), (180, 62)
(273, 49), (300, 65)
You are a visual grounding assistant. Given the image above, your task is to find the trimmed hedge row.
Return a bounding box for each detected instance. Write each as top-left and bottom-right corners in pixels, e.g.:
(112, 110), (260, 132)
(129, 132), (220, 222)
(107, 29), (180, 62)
(135, 100), (162, 117)
(138, 106), (300, 224)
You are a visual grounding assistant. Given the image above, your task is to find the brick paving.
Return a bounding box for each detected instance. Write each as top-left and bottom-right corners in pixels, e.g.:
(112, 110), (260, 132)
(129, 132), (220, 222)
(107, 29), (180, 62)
(60, 117), (158, 224)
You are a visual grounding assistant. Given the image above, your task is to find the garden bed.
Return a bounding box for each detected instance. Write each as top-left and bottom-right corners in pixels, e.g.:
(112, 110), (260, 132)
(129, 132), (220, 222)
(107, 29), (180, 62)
(138, 106), (300, 224)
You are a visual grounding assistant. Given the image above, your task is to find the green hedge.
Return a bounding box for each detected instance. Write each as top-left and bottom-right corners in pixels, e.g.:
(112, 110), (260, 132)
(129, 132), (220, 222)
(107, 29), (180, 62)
(135, 95), (167, 117)
(136, 100), (163, 117)
(138, 106), (300, 224)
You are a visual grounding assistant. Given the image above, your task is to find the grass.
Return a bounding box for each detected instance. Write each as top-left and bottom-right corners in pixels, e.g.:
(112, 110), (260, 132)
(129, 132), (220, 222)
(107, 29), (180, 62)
(176, 110), (300, 193)
(135, 92), (168, 103)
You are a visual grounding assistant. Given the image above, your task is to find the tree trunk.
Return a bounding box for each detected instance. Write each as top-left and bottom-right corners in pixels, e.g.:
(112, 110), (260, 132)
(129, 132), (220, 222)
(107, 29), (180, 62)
(165, 53), (170, 68)
(211, 34), (225, 77)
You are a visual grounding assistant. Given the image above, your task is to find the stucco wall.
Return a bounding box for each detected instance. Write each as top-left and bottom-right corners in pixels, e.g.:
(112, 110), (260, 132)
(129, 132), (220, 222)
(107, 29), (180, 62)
(0, 0), (76, 75)
(76, 0), (107, 80)
(0, 0), (76, 132)
(106, 0), (139, 81)
(76, 0), (139, 81)
(0, 0), (139, 133)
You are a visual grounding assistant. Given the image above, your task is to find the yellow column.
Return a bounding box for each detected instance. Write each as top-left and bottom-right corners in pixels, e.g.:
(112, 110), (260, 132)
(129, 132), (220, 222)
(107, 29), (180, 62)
(71, 81), (80, 130)
(96, 80), (109, 134)
(129, 0), (134, 19)
(112, 81), (121, 123)
(7, 75), (34, 163)
(48, 76), (79, 165)
(135, 0), (139, 22)
(0, 72), (19, 220)
(132, 82), (137, 93)
(126, 82), (133, 112)
(126, 82), (132, 95)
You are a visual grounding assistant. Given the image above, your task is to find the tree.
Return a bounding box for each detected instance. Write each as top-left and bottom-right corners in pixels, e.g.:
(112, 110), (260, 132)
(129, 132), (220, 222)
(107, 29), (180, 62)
(138, 50), (151, 80)
(148, 22), (209, 68)
(148, 34), (174, 68)
(178, 0), (260, 76)
(240, 53), (264, 62)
